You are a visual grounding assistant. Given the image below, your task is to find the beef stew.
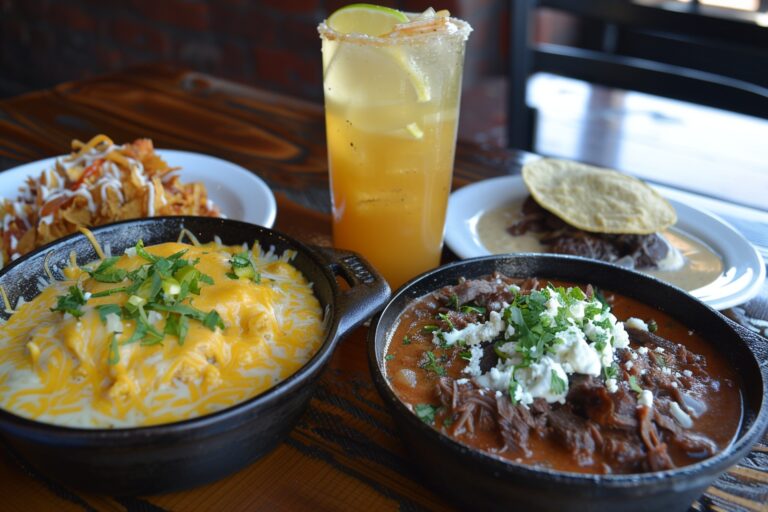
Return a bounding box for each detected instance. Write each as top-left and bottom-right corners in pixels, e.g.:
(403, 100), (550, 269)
(384, 274), (741, 474)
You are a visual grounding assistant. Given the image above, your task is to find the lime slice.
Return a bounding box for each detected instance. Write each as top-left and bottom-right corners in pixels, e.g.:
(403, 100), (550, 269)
(324, 4), (431, 104)
(389, 50), (431, 103)
(328, 3), (408, 36)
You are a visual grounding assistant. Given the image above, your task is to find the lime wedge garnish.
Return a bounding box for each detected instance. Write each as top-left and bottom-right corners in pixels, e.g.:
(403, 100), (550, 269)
(325, 3), (432, 103)
(328, 3), (409, 36)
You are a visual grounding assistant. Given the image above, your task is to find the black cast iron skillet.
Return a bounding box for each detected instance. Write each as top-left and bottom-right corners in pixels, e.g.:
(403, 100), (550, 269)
(368, 254), (768, 512)
(0, 216), (390, 495)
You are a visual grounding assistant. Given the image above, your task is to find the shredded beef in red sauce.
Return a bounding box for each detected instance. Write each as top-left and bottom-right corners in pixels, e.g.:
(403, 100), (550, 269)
(426, 276), (725, 475)
(508, 196), (670, 269)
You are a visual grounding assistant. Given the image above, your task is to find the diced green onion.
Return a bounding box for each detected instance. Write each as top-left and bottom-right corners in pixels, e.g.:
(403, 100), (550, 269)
(162, 277), (181, 296)
(234, 265), (255, 279)
(128, 295), (147, 307)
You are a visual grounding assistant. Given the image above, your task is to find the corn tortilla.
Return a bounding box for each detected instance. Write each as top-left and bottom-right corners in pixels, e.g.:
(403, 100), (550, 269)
(522, 158), (677, 234)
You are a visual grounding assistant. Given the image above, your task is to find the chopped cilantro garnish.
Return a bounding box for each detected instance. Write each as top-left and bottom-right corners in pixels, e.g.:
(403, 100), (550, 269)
(414, 404), (437, 424)
(493, 340), (514, 360)
(202, 310), (225, 331)
(97, 303), (122, 323)
(460, 304), (486, 315)
(90, 286), (129, 298)
(593, 287), (610, 309)
(448, 293), (459, 311)
(568, 286), (587, 301)
(420, 351), (446, 376)
(164, 313), (190, 345)
(88, 256), (127, 283)
(136, 314), (164, 346)
(123, 321), (147, 345)
(385, 354), (395, 361)
(550, 370), (567, 394)
(51, 285), (87, 318)
(56, 240), (230, 362)
(402, 335), (412, 345)
(654, 353), (667, 368)
(135, 240), (158, 263)
(628, 375), (643, 393)
(437, 312), (455, 331)
(444, 283), (629, 408)
(508, 379), (520, 404)
(603, 364), (619, 381)
(648, 319), (658, 333)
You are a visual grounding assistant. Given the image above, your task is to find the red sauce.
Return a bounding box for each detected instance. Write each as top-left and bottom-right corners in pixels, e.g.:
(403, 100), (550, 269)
(384, 276), (742, 474)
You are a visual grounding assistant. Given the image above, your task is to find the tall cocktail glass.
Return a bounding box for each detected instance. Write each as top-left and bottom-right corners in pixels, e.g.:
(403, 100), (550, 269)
(318, 9), (471, 289)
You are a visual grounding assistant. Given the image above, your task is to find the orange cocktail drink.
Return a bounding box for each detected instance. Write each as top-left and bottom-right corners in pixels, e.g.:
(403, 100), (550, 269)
(319, 5), (471, 289)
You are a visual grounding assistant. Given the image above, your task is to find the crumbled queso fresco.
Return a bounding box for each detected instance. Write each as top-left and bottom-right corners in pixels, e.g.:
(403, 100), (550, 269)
(431, 284), (657, 407)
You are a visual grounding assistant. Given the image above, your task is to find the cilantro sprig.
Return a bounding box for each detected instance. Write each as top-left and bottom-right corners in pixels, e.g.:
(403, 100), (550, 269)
(420, 351), (446, 376)
(460, 304), (485, 315)
(51, 240), (227, 365)
(437, 312), (455, 331)
(603, 364), (619, 380)
(501, 285), (610, 370)
(50, 285), (88, 318)
(550, 370), (567, 395)
(414, 404), (437, 424)
(508, 379), (520, 404)
(88, 256), (127, 283)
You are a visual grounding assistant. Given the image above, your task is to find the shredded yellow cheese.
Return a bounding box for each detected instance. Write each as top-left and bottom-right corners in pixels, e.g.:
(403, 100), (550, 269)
(71, 134), (113, 155)
(0, 285), (13, 315)
(0, 241), (324, 428)
(43, 251), (55, 282)
(177, 228), (201, 246)
(77, 226), (105, 261)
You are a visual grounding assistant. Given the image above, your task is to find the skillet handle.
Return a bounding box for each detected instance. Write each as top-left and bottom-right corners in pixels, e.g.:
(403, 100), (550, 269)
(312, 246), (391, 339)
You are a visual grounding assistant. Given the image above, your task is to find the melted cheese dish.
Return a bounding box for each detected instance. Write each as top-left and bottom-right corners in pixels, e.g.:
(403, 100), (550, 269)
(0, 241), (324, 428)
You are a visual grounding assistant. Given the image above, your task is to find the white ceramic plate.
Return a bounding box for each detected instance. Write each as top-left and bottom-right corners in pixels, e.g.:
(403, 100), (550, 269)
(0, 149), (277, 228)
(445, 175), (765, 310)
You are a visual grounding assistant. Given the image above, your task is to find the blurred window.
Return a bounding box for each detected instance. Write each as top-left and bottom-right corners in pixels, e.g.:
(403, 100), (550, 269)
(676, 0), (761, 11)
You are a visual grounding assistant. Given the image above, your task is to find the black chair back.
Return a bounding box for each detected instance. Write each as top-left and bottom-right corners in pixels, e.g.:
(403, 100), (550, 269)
(508, 0), (768, 151)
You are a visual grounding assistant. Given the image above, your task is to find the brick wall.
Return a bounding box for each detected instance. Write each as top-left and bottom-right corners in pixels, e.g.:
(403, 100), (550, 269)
(0, 0), (510, 99)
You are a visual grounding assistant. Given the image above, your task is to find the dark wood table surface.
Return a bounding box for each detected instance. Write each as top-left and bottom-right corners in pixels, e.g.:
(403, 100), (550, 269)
(0, 64), (765, 512)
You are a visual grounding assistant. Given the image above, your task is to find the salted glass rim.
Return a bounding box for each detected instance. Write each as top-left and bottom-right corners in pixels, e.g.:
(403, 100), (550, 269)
(317, 15), (472, 46)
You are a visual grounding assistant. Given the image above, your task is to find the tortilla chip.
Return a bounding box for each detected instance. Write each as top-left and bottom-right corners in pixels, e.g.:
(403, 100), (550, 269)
(522, 158), (676, 234)
(0, 135), (221, 266)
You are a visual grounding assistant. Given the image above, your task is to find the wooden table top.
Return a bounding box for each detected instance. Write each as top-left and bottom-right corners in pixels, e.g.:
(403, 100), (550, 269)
(0, 64), (765, 512)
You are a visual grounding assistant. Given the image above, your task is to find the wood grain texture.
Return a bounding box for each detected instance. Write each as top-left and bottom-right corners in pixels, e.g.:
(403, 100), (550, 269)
(0, 64), (764, 512)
